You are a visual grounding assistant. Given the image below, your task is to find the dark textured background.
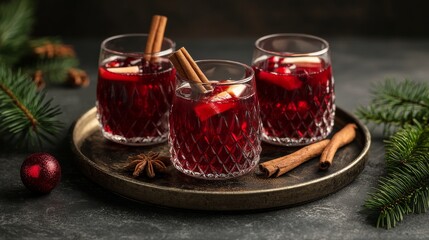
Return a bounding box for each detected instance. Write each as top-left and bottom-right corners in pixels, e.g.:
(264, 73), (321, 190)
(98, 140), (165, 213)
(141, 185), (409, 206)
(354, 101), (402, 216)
(33, 0), (428, 39)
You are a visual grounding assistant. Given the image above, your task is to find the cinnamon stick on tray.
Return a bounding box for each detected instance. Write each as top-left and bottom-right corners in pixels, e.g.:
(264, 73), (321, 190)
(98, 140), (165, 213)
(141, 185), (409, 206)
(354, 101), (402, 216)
(319, 123), (357, 170)
(145, 15), (168, 57)
(169, 47), (212, 92)
(259, 140), (330, 178)
(259, 123), (358, 178)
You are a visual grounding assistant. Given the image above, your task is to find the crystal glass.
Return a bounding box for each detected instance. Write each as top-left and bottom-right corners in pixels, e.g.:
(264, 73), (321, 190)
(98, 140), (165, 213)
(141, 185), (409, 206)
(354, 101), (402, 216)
(252, 33), (335, 146)
(170, 60), (261, 180)
(96, 34), (176, 145)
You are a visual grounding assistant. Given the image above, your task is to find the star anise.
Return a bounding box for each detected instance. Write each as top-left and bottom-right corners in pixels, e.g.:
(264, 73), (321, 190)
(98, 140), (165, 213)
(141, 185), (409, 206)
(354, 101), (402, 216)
(123, 152), (170, 178)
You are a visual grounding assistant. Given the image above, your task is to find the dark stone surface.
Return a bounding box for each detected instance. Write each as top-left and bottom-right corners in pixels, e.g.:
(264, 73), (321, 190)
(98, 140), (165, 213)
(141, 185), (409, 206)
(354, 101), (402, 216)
(1, 37), (429, 239)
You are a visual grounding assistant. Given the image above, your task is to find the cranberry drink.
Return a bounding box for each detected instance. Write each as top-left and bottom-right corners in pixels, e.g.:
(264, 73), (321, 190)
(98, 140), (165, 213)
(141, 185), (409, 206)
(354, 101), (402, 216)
(97, 57), (176, 145)
(170, 81), (261, 179)
(253, 55), (335, 145)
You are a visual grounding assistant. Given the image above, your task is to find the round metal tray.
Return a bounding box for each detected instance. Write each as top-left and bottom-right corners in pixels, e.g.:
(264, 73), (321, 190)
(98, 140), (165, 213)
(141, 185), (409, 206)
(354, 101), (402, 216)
(71, 107), (371, 211)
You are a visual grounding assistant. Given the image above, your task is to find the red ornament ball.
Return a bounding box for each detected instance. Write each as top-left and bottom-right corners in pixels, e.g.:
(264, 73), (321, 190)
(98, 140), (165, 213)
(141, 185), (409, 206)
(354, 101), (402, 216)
(20, 153), (61, 194)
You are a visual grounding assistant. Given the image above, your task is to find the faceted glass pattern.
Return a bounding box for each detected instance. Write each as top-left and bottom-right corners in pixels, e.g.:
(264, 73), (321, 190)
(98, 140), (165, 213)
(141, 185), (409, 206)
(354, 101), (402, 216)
(170, 100), (261, 179)
(169, 60), (261, 180)
(252, 34), (335, 146)
(96, 34), (176, 146)
(96, 69), (174, 145)
(259, 82), (335, 146)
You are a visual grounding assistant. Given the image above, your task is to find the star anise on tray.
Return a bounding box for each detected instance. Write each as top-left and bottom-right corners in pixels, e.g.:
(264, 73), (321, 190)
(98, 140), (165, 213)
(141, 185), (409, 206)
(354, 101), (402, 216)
(123, 152), (171, 178)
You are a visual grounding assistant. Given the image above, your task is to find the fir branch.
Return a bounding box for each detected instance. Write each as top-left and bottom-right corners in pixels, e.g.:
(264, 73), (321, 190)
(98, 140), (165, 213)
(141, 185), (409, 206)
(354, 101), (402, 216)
(0, 1), (87, 86)
(0, 0), (33, 65)
(356, 79), (429, 134)
(31, 57), (79, 84)
(0, 64), (63, 149)
(19, 38), (80, 84)
(358, 79), (429, 228)
(363, 123), (429, 228)
(384, 123), (429, 171)
(364, 161), (429, 229)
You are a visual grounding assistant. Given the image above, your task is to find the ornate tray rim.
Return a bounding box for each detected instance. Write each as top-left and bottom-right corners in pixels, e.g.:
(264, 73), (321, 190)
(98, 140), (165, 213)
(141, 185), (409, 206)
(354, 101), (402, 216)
(71, 107), (371, 210)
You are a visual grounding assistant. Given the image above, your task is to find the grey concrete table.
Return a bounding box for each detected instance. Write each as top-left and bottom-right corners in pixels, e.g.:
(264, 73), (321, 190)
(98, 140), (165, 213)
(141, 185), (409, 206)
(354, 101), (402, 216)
(1, 38), (429, 239)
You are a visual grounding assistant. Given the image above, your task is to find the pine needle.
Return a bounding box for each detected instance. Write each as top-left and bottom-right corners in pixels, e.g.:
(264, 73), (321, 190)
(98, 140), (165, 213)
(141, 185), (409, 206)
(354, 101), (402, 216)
(0, 64), (63, 149)
(0, 0), (33, 65)
(362, 119), (429, 229)
(364, 161), (429, 229)
(32, 57), (79, 84)
(384, 123), (429, 171)
(356, 79), (429, 135)
(1, 0), (85, 86)
(357, 79), (429, 229)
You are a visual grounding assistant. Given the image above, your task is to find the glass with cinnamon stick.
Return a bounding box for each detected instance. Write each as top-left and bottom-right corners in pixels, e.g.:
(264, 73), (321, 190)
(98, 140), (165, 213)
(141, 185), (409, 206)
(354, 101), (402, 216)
(169, 51), (261, 179)
(96, 33), (176, 145)
(252, 33), (335, 146)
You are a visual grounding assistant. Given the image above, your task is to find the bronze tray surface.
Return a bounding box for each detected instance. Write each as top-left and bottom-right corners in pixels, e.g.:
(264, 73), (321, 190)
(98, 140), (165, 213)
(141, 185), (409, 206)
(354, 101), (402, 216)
(71, 107), (371, 211)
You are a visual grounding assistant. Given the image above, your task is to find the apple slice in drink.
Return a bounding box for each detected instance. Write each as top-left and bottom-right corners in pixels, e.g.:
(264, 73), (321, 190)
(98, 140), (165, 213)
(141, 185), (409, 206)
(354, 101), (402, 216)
(280, 57), (322, 69)
(107, 66), (140, 73)
(258, 57), (322, 91)
(194, 84), (246, 121)
(258, 71), (303, 91)
(100, 66), (140, 81)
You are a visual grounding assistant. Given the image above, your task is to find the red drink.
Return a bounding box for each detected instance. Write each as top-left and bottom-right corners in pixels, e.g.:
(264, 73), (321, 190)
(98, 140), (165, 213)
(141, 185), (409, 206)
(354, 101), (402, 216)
(97, 57), (176, 145)
(170, 83), (261, 179)
(253, 55), (335, 145)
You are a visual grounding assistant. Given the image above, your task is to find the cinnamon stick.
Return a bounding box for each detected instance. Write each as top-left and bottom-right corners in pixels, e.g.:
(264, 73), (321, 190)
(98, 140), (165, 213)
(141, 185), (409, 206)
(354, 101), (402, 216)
(259, 139), (330, 178)
(152, 16), (167, 53)
(145, 15), (167, 57)
(319, 123), (357, 170)
(180, 47), (211, 86)
(169, 47), (211, 93)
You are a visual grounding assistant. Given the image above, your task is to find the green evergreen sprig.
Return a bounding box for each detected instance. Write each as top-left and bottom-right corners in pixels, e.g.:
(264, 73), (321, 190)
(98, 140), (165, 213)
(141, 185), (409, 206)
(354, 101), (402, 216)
(0, 0), (33, 65)
(384, 123), (429, 171)
(364, 124), (429, 229)
(356, 79), (429, 134)
(29, 56), (79, 84)
(358, 80), (429, 229)
(0, 0), (84, 86)
(0, 64), (62, 149)
(0, 0), (89, 149)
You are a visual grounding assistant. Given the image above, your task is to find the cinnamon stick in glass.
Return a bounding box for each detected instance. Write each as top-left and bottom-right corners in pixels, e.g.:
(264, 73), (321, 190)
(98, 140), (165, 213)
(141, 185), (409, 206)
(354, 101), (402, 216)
(145, 15), (167, 59)
(169, 47), (211, 93)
